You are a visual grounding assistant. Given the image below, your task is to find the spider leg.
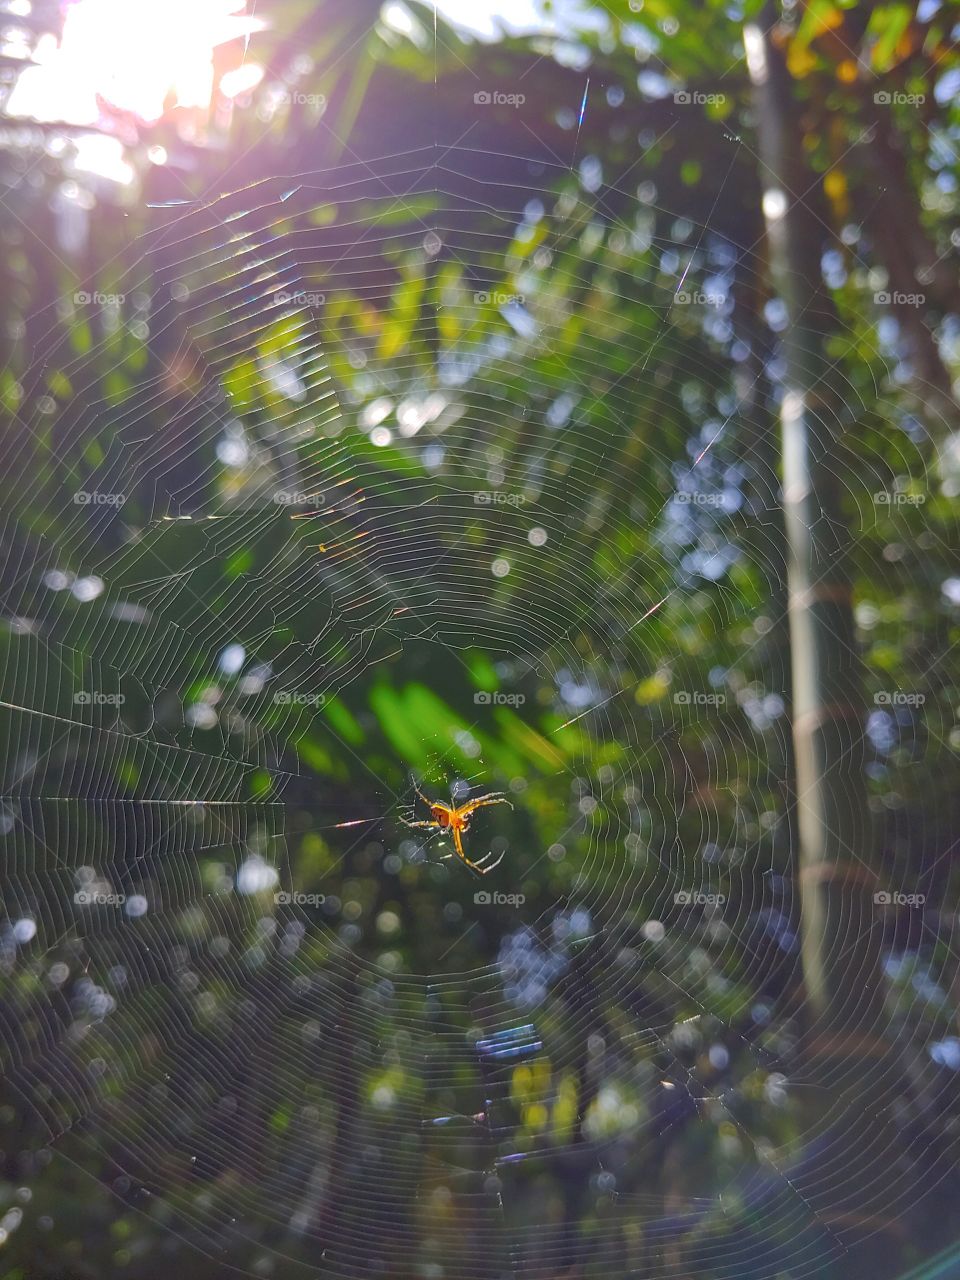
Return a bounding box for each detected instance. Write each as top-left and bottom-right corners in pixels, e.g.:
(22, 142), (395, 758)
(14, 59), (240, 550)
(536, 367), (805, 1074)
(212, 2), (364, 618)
(409, 774), (436, 811)
(400, 818), (441, 831)
(471, 850), (506, 871)
(453, 825), (465, 859)
(458, 794), (514, 820)
(462, 850), (506, 875)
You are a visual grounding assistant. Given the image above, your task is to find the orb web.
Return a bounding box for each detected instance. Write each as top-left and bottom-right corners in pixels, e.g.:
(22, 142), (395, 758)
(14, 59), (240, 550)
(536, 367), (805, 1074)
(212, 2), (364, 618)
(1, 138), (957, 1279)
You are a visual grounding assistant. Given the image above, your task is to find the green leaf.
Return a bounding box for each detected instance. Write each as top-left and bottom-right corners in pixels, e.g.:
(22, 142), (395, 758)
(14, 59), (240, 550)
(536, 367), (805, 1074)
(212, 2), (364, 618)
(868, 3), (913, 72)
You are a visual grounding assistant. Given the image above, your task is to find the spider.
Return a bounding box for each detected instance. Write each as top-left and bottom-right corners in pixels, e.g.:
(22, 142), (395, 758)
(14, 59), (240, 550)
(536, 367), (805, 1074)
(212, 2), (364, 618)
(402, 780), (513, 875)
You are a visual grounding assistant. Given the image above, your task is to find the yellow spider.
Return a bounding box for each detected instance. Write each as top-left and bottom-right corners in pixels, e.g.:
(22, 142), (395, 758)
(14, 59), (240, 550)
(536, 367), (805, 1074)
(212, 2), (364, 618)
(403, 781), (513, 875)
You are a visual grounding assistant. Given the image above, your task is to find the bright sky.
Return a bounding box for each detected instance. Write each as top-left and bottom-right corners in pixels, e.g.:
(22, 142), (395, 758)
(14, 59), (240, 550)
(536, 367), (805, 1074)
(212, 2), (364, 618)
(434, 0), (560, 39)
(6, 0), (590, 132)
(7, 0), (265, 125)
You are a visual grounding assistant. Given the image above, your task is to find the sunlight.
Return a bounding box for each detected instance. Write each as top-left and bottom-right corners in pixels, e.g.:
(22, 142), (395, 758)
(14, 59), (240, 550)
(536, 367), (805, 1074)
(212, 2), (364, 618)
(7, 0), (264, 127)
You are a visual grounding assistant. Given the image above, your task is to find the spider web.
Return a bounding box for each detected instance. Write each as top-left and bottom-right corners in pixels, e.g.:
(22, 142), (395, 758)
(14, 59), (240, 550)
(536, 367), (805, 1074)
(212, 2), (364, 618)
(1, 103), (958, 1280)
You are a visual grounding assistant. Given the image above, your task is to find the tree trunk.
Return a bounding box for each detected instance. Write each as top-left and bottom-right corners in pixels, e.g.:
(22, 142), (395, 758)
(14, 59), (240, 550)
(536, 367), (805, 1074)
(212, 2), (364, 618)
(744, 9), (904, 1263)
